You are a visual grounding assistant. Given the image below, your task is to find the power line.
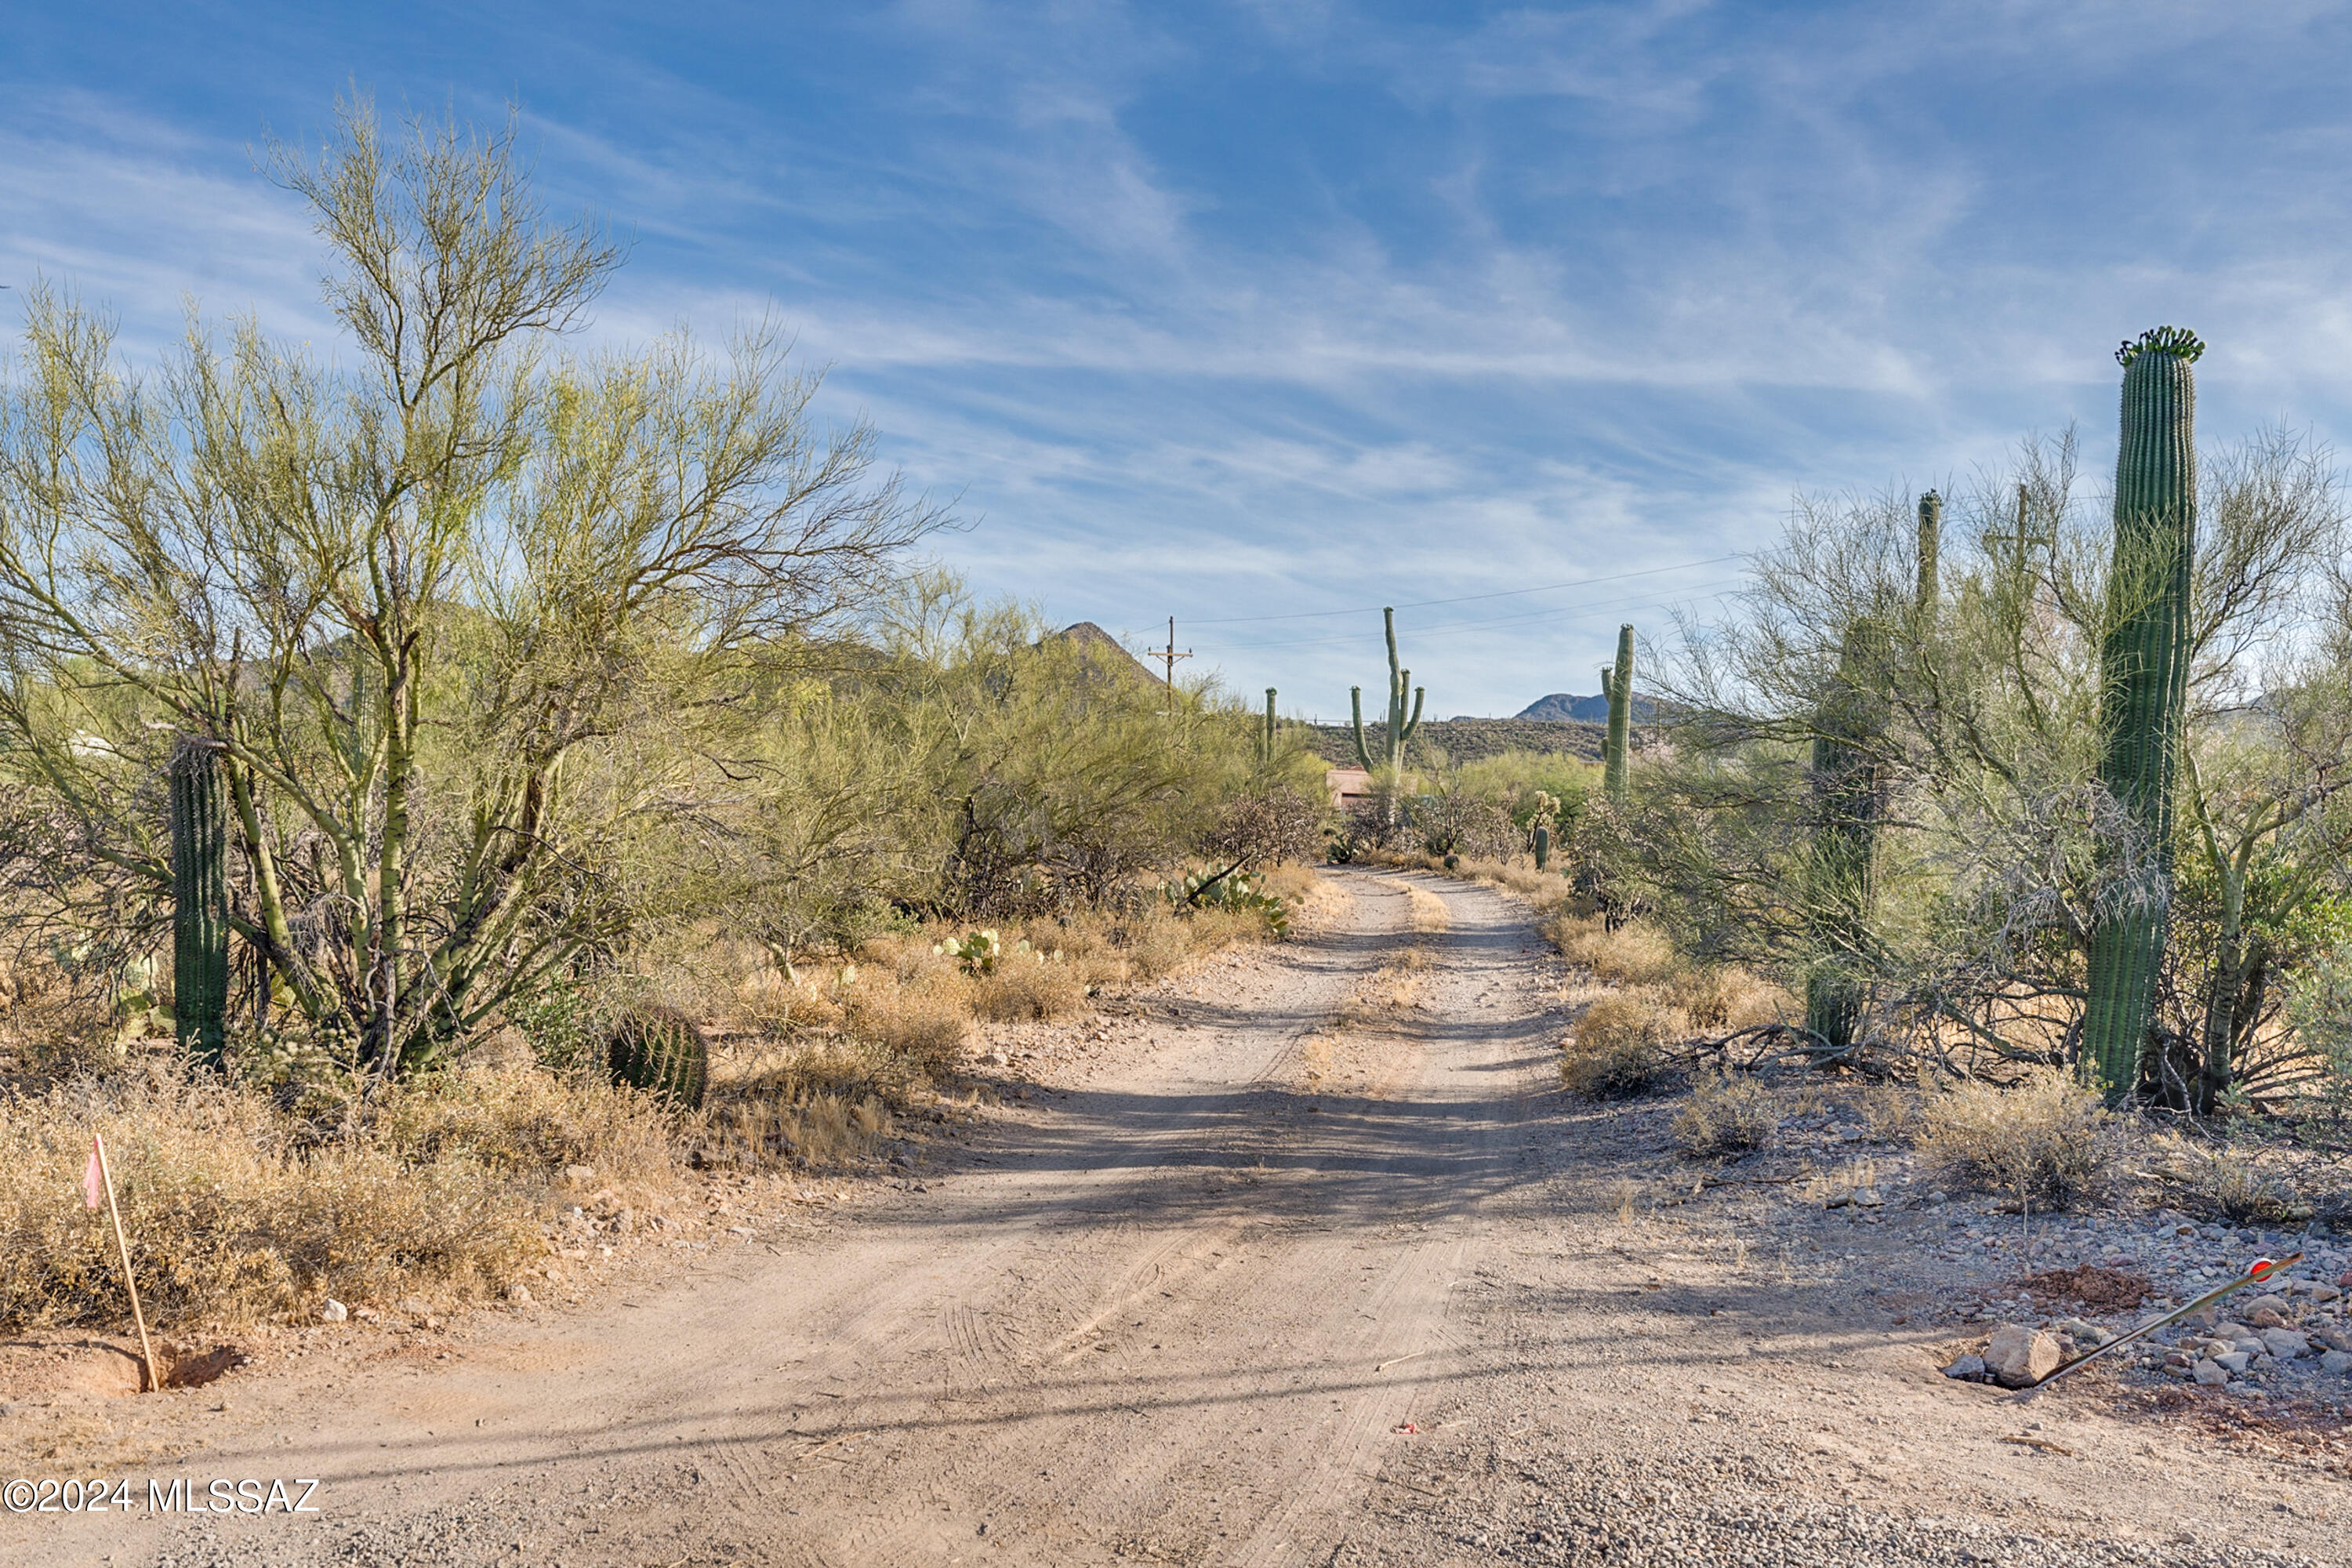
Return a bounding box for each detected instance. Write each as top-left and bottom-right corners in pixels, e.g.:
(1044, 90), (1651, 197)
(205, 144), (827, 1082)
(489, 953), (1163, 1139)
(1181, 553), (1744, 626)
(1195, 577), (1748, 652)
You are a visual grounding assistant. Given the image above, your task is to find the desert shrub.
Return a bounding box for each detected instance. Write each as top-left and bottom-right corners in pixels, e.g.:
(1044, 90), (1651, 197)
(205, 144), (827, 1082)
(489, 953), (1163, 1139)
(0, 1069), (634, 1330)
(1414, 789), (1516, 862)
(372, 1063), (677, 1178)
(1914, 1069), (2121, 1208)
(697, 1040), (906, 1171)
(1664, 964), (1793, 1031)
(1544, 913), (1683, 988)
(1198, 786), (1326, 872)
(840, 971), (971, 1070)
(1672, 1073), (1780, 1156)
(2150, 1138), (2310, 1225)
(1440, 855), (1573, 902)
(971, 955), (1089, 1022)
(1560, 989), (1686, 1098)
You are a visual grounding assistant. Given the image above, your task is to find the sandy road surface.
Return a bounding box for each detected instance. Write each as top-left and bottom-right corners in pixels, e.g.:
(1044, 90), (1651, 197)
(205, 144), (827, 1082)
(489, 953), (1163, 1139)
(9, 869), (2348, 1567)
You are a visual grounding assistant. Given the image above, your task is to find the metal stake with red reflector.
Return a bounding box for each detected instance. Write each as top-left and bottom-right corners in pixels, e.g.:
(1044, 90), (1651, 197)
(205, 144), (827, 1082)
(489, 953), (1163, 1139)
(2020, 1251), (2303, 1395)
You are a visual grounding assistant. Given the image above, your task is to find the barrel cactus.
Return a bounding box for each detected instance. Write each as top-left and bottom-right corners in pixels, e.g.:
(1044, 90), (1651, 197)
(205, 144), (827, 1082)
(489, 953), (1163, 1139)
(169, 739), (230, 1071)
(606, 1006), (710, 1110)
(1603, 624), (1635, 803)
(2083, 327), (2202, 1100)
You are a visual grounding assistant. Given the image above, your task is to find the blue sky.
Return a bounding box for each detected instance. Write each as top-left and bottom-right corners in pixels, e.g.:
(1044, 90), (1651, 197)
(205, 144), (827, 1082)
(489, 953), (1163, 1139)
(6, 2), (2352, 716)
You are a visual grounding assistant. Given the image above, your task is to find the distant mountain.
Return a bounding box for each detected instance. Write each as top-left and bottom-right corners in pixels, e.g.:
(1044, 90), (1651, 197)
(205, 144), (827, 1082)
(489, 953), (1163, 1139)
(1517, 692), (1610, 723)
(1516, 691), (1656, 723)
(1047, 622), (1160, 685)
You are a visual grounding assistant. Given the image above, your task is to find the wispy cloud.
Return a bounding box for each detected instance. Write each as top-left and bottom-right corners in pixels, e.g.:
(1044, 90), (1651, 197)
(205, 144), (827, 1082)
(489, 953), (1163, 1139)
(9, 2), (2352, 712)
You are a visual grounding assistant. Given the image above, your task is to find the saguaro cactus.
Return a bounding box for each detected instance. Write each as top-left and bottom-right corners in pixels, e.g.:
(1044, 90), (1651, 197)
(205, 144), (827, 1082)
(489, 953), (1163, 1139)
(1350, 607), (1425, 775)
(1803, 619), (1890, 1053)
(169, 739), (230, 1071)
(1603, 624), (1635, 802)
(1261, 688), (1278, 768)
(2083, 326), (2201, 1101)
(1915, 490), (1941, 618)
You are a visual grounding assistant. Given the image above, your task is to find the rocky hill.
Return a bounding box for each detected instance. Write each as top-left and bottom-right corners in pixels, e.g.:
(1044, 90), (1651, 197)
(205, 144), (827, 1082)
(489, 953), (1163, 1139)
(1298, 717), (1603, 768)
(1516, 691), (1659, 723)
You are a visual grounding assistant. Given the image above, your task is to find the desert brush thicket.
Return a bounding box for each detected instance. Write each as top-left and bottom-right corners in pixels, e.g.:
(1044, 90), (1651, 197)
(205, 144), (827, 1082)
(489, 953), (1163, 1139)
(1623, 327), (2352, 1125)
(0, 100), (1337, 1331)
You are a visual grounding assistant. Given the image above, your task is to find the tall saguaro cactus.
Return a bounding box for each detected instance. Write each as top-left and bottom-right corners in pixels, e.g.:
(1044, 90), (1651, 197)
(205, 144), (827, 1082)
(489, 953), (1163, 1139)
(1915, 490), (1941, 619)
(1261, 688), (1278, 768)
(1603, 623), (1635, 803)
(1804, 618), (1890, 1053)
(1350, 607), (1425, 775)
(169, 739), (230, 1071)
(2083, 326), (2202, 1101)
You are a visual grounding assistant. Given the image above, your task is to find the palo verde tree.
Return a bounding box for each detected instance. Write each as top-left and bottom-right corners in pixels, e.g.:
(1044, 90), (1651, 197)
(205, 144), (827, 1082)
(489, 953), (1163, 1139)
(0, 100), (942, 1076)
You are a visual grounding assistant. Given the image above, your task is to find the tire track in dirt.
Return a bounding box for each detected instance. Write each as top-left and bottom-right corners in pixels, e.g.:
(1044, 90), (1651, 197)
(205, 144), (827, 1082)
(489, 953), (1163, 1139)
(17, 869), (1576, 1568)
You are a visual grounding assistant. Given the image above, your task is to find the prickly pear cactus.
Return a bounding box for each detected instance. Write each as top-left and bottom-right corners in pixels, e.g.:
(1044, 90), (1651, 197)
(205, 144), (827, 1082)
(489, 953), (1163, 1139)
(169, 739), (230, 1071)
(606, 1006), (710, 1110)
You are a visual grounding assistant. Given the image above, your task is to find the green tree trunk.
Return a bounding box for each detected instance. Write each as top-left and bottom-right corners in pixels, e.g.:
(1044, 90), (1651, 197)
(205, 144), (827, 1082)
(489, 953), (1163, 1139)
(2084, 328), (2201, 1101)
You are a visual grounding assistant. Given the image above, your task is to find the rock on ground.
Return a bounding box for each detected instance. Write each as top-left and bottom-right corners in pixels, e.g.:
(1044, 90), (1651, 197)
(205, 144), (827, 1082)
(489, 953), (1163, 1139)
(1985, 1323), (2061, 1388)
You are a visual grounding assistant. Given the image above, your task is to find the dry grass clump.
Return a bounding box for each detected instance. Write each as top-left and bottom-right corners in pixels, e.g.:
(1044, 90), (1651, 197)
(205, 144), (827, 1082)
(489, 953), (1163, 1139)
(1663, 964), (1793, 1032)
(1541, 914), (1682, 988)
(970, 956), (1090, 1022)
(1559, 989), (1686, 1099)
(1373, 877), (1451, 934)
(689, 1036), (920, 1172)
(1671, 1073), (1780, 1156)
(0, 1065), (656, 1331)
(840, 973), (971, 1071)
(1913, 1069), (2122, 1209)
(2148, 1137), (2310, 1225)
(372, 1062), (677, 1176)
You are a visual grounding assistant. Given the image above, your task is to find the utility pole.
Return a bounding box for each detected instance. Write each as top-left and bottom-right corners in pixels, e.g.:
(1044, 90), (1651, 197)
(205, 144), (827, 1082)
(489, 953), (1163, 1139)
(1158, 616), (1192, 717)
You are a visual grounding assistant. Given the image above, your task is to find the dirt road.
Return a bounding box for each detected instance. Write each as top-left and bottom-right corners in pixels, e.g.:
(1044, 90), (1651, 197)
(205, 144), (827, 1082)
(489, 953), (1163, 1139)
(10, 870), (2345, 1566)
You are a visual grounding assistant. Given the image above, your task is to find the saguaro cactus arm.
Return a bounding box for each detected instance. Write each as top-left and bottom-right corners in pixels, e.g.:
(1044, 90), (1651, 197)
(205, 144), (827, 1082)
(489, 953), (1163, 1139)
(1604, 623), (1635, 802)
(1350, 685), (1372, 771)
